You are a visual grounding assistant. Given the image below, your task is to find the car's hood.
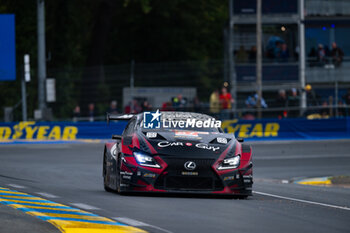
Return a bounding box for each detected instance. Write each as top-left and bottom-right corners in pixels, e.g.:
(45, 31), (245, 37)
(141, 130), (234, 158)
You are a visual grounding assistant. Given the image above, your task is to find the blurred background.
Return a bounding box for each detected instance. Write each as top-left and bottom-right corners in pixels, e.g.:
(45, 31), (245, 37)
(1, 0), (350, 122)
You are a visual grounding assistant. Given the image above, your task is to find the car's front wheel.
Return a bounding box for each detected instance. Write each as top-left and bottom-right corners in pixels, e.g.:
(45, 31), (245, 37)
(103, 153), (113, 192)
(116, 155), (122, 193)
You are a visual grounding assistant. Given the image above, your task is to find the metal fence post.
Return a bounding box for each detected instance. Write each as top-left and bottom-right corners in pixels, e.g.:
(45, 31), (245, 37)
(37, 0), (46, 111)
(228, 0), (237, 116)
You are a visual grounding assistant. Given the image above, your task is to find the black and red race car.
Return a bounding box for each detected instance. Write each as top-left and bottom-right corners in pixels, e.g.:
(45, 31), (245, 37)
(103, 111), (253, 197)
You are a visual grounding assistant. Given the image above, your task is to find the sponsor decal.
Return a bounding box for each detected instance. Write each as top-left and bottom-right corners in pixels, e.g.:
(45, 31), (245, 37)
(146, 132), (157, 138)
(143, 110), (221, 129)
(157, 141), (220, 152)
(143, 173), (156, 178)
(0, 121), (78, 140)
(223, 176), (235, 181)
(122, 175), (131, 180)
(195, 143), (220, 152)
(181, 171), (199, 176)
(173, 130), (209, 140)
(175, 130), (199, 137)
(174, 130), (209, 136)
(173, 130), (202, 140)
(174, 135), (202, 140)
(120, 171), (133, 176)
(222, 119), (280, 138)
(157, 141), (184, 147)
(106, 161), (113, 166)
(243, 175), (252, 183)
(217, 137), (227, 144)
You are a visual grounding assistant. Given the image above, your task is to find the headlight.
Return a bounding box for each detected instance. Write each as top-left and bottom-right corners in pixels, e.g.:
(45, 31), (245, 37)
(218, 155), (240, 170)
(133, 151), (161, 168)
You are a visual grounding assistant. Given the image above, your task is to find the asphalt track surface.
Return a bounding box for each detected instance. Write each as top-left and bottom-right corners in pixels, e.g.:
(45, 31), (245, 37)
(0, 140), (349, 233)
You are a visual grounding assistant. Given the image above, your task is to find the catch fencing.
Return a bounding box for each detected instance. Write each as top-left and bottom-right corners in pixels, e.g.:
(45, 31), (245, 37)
(3, 59), (350, 121)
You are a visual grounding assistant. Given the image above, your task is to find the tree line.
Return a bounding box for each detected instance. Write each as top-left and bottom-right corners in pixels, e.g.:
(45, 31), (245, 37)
(0, 0), (227, 120)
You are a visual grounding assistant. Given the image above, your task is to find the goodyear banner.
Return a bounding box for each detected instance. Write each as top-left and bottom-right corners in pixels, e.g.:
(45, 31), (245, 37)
(0, 121), (127, 142)
(222, 118), (350, 140)
(0, 118), (349, 142)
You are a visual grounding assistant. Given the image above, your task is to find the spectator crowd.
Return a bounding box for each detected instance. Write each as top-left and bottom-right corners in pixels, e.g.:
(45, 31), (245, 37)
(308, 42), (344, 67)
(72, 85), (350, 122)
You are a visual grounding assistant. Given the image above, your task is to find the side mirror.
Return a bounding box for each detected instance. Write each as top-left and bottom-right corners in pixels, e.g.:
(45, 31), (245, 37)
(112, 135), (122, 140)
(237, 137), (244, 143)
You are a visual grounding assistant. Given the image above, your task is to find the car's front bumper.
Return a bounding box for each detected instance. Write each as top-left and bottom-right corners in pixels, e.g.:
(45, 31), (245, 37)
(119, 155), (253, 195)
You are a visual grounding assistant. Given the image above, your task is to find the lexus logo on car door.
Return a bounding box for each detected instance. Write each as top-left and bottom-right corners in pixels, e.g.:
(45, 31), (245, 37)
(184, 161), (196, 170)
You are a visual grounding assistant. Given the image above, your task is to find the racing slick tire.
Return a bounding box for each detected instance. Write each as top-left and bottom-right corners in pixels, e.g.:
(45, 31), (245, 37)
(103, 152), (113, 192)
(116, 155), (122, 193)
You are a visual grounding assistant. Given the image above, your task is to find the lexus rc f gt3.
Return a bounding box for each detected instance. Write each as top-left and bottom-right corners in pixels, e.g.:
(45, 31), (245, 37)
(103, 112), (253, 197)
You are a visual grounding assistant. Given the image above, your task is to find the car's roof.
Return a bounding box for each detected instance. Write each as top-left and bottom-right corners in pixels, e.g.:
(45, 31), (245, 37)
(136, 111), (222, 133)
(138, 111), (215, 121)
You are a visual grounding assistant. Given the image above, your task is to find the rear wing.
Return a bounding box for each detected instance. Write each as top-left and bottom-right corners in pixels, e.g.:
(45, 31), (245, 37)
(106, 113), (134, 124)
(107, 113), (134, 140)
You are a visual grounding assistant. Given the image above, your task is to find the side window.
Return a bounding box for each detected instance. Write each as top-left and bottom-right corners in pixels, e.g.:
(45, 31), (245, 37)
(123, 119), (136, 136)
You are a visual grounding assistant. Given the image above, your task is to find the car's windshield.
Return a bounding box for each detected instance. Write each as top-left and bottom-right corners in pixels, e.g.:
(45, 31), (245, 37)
(140, 119), (221, 132)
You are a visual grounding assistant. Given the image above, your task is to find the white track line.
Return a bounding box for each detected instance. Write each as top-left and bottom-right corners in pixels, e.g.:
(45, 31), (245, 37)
(35, 192), (59, 199)
(113, 217), (148, 226)
(7, 184), (26, 189)
(254, 154), (350, 160)
(69, 203), (100, 210)
(254, 191), (350, 211)
(113, 217), (173, 233)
